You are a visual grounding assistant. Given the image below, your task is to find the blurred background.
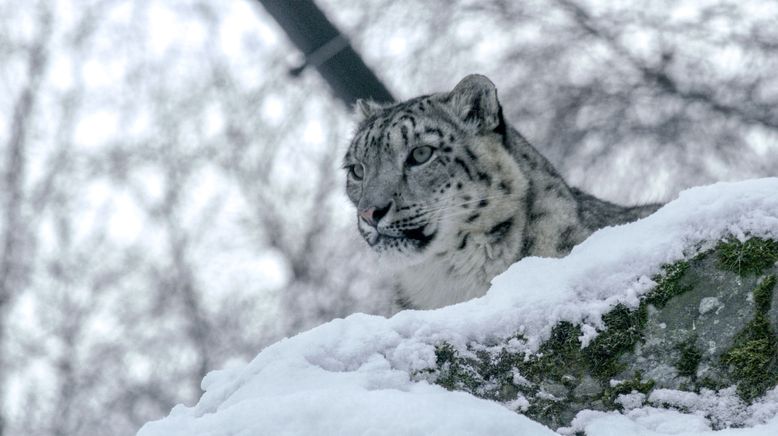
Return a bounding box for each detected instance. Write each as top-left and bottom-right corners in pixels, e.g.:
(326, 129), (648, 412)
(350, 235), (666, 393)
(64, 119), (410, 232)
(1, 0), (777, 434)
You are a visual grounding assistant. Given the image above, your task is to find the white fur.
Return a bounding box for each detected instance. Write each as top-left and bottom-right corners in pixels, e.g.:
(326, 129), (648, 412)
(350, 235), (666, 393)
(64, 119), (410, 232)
(393, 135), (529, 309)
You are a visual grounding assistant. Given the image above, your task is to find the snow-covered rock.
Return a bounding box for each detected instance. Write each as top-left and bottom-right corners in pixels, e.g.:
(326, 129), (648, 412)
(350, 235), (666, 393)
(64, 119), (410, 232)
(137, 178), (778, 436)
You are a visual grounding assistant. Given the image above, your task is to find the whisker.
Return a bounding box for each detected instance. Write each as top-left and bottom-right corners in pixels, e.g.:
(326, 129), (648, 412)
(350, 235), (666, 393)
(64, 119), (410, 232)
(416, 192), (521, 216)
(435, 208), (497, 222)
(431, 196), (523, 221)
(415, 193), (504, 215)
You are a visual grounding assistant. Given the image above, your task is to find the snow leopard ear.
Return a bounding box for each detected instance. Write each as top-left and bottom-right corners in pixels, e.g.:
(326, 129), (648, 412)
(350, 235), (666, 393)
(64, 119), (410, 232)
(354, 99), (384, 121)
(446, 74), (502, 132)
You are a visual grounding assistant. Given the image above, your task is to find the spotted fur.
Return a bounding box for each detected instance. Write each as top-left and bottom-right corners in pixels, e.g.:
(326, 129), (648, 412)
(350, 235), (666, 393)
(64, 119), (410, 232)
(343, 75), (661, 310)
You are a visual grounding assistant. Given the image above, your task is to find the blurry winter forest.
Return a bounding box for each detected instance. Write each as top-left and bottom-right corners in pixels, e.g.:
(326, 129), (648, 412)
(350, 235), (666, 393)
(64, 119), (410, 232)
(0, 0), (776, 434)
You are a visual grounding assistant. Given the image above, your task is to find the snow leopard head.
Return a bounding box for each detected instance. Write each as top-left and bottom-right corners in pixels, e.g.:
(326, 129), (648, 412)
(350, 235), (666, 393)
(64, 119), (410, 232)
(343, 75), (525, 265)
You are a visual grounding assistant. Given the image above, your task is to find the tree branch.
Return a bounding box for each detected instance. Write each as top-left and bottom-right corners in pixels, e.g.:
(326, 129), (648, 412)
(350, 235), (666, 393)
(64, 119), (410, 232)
(554, 0), (778, 130)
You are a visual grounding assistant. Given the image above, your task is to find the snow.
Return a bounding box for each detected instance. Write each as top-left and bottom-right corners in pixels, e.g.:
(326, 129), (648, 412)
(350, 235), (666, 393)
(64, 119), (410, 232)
(616, 392), (647, 410)
(565, 408), (778, 436)
(155, 373), (553, 436)
(137, 178), (778, 436)
(644, 387), (778, 430)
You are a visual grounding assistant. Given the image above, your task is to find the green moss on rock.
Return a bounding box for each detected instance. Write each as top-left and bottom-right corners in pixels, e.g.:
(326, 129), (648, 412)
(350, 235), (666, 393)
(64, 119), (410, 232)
(584, 304), (648, 378)
(646, 261), (692, 308)
(717, 238), (778, 277)
(721, 275), (778, 401)
(675, 336), (703, 379)
(602, 372), (656, 409)
(524, 397), (570, 429)
(754, 275), (777, 313)
(527, 321), (585, 381)
(434, 343), (481, 392)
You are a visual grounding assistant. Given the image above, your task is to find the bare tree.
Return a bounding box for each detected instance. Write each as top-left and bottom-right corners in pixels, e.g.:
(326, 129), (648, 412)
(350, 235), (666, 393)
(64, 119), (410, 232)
(321, 0), (778, 202)
(0, 4), (52, 435)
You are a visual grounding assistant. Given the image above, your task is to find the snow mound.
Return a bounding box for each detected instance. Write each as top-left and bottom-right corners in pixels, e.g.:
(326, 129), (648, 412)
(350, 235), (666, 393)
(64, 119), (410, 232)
(138, 178), (778, 436)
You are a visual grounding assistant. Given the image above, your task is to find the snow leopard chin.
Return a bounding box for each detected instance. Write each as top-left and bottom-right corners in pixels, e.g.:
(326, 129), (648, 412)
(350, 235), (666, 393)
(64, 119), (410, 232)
(364, 228), (443, 267)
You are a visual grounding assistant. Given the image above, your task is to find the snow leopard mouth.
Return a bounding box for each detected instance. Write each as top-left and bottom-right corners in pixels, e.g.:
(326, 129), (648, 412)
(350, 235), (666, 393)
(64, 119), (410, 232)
(366, 225), (437, 251)
(400, 227), (436, 248)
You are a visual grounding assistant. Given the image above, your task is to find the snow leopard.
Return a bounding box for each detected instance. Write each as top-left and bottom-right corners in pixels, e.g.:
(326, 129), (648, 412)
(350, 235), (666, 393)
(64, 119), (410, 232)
(343, 74), (660, 310)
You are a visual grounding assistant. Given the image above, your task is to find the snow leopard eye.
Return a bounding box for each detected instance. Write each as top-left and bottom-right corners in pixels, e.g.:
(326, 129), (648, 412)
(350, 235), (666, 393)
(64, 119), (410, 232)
(408, 146), (433, 166)
(349, 163), (364, 180)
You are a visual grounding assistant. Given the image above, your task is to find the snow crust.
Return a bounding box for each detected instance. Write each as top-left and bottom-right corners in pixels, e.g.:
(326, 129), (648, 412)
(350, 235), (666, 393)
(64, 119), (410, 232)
(138, 179), (778, 436)
(565, 406), (778, 436)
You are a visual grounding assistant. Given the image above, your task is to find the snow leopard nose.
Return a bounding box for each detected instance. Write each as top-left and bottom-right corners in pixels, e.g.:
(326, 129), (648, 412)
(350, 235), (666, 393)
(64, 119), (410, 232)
(359, 203), (391, 227)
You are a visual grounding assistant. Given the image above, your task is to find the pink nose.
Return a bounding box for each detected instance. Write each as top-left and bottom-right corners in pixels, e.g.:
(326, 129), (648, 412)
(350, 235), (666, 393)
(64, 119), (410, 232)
(359, 207), (376, 226)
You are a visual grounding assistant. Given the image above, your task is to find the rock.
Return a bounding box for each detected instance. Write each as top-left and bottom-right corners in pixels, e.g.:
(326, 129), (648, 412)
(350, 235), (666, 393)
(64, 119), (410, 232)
(698, 297), (722, 315)
(428, 237), (778, 429)
(573, 376), (603, 398)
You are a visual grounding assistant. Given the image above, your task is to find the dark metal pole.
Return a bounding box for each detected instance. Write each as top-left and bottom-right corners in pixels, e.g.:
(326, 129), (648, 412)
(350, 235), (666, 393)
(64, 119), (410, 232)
(256, 0), (395, 106)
